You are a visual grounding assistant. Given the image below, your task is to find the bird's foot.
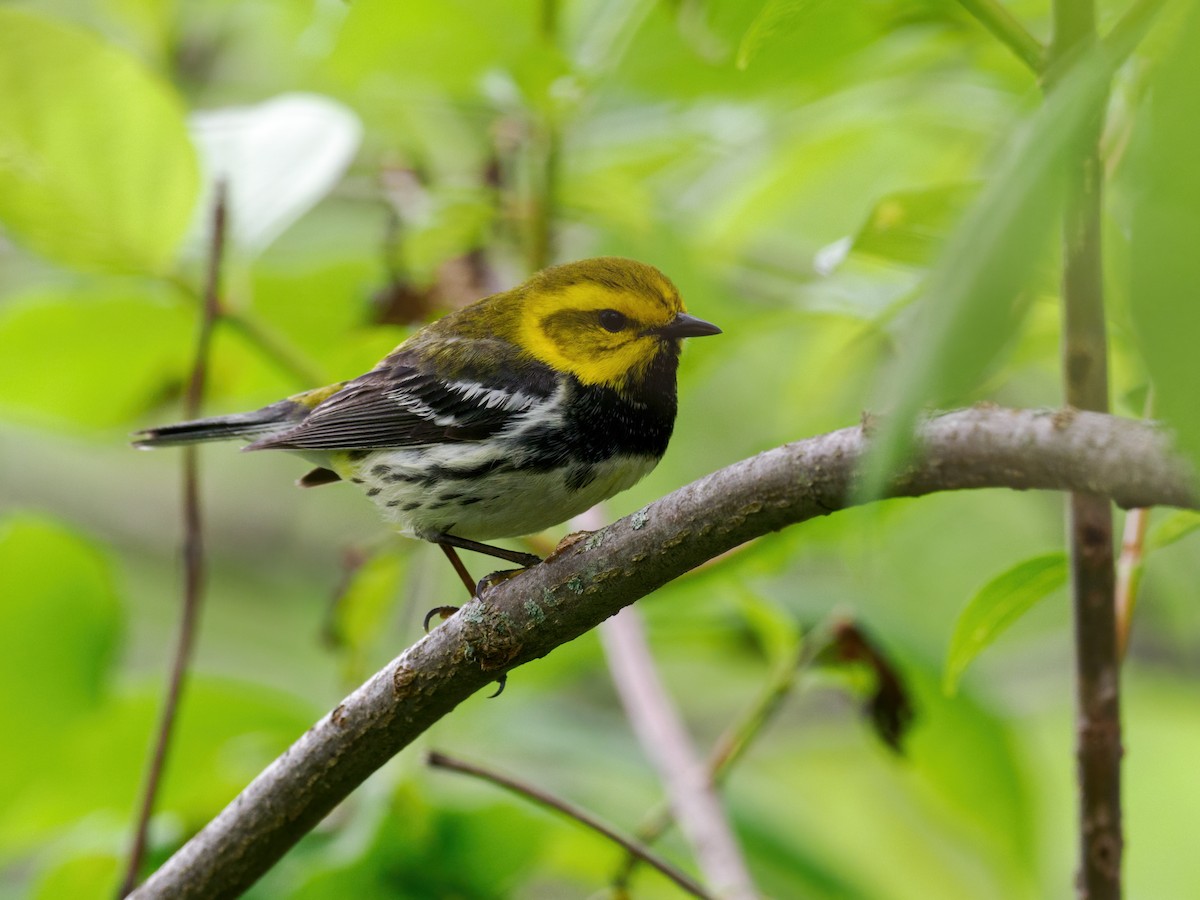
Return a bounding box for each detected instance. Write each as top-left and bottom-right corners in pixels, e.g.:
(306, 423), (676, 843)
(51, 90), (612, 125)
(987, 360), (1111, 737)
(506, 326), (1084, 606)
(423, 605), (461, 633)
(476, 567), (527, 595)
(487, 674), (508, 698)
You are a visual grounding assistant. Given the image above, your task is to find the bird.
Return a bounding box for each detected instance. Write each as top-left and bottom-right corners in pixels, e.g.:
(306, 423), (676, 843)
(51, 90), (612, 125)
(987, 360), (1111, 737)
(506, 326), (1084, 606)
(134, 257), (721, 596)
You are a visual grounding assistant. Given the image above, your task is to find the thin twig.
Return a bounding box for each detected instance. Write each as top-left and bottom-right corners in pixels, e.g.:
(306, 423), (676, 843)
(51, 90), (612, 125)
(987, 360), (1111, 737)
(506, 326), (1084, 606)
(955, 0), (1045, 72)
(118, 183), (229, 897)
(540, 0), (558, 43)
(1114, 506), (1149, 660)
(1102, 0), (1168, 62)
(129, 408), (1198, 899)
(426, 751), (713, 899)
(704, 650), (801, 784)
(1116, 392), (1155, 660)
(161, 274), (325, 390)
(220, 310), (328, 388)
(601, 608), (759, 900)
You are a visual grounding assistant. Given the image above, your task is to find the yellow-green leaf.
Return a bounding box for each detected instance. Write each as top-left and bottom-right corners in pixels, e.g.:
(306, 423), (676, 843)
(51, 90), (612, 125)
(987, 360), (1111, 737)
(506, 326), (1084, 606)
(328, 546), (407, 683)
(0, 8), (198, 273)
(0, 287), (192, 429)
(861, 48), (1112, 499)
(1147, 510), (1200, 552)
(944, 553), (1067, 696)
(849, 182), (979, 268)
(0, 515), (120, 713)
(1130, 0), (1200, 469)
(738, 0), (827, 70)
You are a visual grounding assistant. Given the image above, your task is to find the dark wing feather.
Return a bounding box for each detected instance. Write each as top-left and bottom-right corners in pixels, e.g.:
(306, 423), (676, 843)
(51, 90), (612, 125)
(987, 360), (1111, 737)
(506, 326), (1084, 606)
(248, 352), (557, 452)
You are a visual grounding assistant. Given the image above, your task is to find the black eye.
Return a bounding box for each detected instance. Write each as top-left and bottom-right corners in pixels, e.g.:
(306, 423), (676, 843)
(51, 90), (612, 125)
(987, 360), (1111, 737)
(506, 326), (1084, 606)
(598, 309), (627, 332)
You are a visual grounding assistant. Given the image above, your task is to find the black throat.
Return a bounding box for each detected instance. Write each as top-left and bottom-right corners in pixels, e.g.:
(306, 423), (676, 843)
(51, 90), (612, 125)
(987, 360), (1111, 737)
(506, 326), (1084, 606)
(562, 342), (680, 462)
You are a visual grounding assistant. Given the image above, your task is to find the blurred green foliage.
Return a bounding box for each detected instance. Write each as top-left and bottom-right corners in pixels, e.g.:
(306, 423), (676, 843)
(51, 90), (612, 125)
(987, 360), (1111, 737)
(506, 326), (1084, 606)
(1, 0), (1198, 898)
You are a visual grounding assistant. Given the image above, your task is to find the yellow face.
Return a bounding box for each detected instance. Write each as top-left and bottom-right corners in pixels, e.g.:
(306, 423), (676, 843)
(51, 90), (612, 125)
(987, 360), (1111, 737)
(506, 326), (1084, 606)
(518, 275), (684, 388)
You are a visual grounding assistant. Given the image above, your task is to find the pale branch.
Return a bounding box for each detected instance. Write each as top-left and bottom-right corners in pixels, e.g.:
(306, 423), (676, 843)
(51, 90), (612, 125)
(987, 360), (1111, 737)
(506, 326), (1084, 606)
(1115, 505), (1149, 659)
(131, 406), (1197, 899)
(601, 607), (758, 899)
(614, 634), (803, 891)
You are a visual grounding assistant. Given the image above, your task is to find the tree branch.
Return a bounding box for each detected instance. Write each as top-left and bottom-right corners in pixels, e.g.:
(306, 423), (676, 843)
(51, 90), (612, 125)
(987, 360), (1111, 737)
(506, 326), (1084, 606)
(130, 406), (1197, 899)
(601, 607), (758, 899)
(1051, 0), (1123, 889)
(614, 632), (803, 891)
(119, 182), (228, 898)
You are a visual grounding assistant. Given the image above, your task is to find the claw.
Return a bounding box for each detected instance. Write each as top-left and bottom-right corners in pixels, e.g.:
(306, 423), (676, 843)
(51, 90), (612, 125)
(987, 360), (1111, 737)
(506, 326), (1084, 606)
(487, 673), (508, 698)
(423, 605), (461, 633)
(476, 568), (527, 595)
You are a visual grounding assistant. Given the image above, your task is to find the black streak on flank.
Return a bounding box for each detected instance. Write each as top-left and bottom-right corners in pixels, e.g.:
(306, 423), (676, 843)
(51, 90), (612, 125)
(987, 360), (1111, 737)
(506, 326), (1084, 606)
(566, 465), (597, 491)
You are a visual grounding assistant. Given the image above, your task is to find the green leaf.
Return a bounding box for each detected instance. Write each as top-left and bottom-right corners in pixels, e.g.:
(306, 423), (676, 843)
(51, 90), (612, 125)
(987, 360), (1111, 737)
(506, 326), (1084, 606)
(0, 515), (121, 727)
(0, 514), (122, 822)
(330, 0), (538, 95)
(0, 8), (198, 273)
(848, 182), (979, 268)
(906, 666), (1038, 877)
(943, 552), (1068, 695)
(0, 677), (317, 851)
(1130, 1), (1200, 468)
(34, 855), (120, 900)
(188, 94), (363, 258)
(328, 546), (407, 683)
(738, 0), (828, 70)
(0, 286), (192, 429)
(286, 789), (547, 900)
(734, 588), (802, 674)
(861, 49), (1113, 498)
(1147, 510), (1200, 552)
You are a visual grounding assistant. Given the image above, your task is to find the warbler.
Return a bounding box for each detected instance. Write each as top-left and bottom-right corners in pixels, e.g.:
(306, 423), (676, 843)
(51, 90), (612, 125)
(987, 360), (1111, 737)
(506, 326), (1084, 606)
(134, 257), (720, 588)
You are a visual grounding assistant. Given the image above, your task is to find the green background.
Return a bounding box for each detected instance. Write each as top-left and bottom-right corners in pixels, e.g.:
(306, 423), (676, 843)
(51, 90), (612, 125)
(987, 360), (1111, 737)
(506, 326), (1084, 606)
(1, 0), (1198, 897)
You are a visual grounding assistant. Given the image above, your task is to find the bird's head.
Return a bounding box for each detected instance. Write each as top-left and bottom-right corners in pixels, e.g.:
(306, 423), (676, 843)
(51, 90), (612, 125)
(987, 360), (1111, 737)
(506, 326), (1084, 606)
(509, 257), (720, 390)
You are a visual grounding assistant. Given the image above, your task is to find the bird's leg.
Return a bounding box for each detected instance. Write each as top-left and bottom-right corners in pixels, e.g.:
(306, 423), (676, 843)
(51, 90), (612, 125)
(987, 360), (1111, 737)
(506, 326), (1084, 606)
(425, 541), (536, 630)
(432, 532), (542, 568)
(423, 532), (542, 631)
(426, 541), (511, 699)
(439, 543), (478, 596)
(423, 544), (476, 632)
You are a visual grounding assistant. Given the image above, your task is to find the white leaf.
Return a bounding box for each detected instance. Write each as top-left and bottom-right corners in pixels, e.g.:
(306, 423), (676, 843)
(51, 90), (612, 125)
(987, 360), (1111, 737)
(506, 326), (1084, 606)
(187, 93), (363, 256)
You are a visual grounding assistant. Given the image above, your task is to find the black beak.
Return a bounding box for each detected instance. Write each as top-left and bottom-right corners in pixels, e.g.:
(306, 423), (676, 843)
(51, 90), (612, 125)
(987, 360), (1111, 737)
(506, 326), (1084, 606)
(651, 312), (722, 339)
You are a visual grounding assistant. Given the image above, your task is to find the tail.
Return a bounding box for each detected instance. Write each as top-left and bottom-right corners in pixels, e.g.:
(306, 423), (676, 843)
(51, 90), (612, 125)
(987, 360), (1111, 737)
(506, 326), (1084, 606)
(132, 399), (305, 449)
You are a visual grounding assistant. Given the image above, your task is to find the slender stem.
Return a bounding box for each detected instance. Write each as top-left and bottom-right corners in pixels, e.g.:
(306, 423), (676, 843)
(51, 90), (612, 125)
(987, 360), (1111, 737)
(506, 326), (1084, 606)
(118, 183), (229, 898)
(162, 274), (325, 389)
(540, 0), (558, 42)
(220, 310), (327, 388)
(955, 0), (1045, 72)
(1051, 0), (1122, 892)
(705, 650), (801, 778)
(1103, 0), (1168, 62)
(426, 751), (713, 899)
(1114, 507), (1149, 660)
(601, 608), (758, 900)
